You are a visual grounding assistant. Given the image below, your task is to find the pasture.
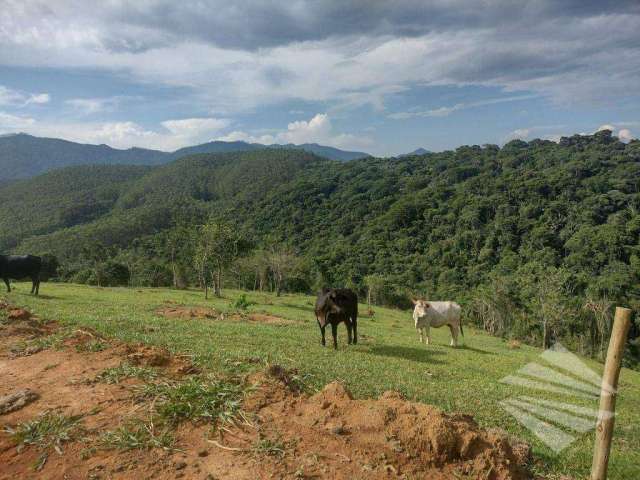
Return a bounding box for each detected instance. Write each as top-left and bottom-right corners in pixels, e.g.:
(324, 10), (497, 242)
(3, 282), (640, 479)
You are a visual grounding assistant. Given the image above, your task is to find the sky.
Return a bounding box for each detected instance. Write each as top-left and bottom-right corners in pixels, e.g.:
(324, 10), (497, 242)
(0, 0), (639, 156)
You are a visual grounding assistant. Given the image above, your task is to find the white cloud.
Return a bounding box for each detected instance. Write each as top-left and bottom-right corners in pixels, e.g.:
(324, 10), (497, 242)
(618, 128), (634, 142)
(0, 85), (49, 107)
(217, 130), (276, 145)
(66, 98), (109, 114)
(1, 5), (638, 113)
(217, 113), (372, 151)
(596, 123), (636, 142)
(0, 111), (36, 128)
(26, 93), (50, 104)
(161, 117), (229, 136)
(389, 94), (538, 120)
(0, 86), (24, 106)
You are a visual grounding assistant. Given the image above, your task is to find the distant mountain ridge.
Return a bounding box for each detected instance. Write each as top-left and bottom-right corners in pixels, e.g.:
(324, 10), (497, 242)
(0, 133), (370, 181)
(399, 147), (431, 157)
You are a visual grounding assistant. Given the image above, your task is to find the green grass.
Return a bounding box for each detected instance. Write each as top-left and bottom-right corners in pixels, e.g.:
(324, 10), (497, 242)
(5, 411), (84, 470)
(138, 376), (244, 428)
(94, 362), (159, 384)
(99, 418), (174, 451)
(4, 282), (640, 479)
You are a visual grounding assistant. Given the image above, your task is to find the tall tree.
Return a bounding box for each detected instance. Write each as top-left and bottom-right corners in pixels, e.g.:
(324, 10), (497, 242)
(194, 220), (239, 298)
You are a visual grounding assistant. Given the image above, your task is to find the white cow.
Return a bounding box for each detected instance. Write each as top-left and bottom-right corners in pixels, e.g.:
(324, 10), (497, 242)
(412, 299), (463, 347)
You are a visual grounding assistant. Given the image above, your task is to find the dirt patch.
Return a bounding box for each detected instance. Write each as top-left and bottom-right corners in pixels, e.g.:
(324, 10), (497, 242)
(0, 299), (532, 480)
(247, 313), (293, 325)
(155, 306), (218, 320)
(7, 309), (31, 321)
(155, 305), (294, 325)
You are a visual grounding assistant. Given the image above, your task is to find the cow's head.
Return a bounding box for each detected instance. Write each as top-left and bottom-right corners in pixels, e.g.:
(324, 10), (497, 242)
(412, 298), (430, 317)
(316, 288), (343, 327)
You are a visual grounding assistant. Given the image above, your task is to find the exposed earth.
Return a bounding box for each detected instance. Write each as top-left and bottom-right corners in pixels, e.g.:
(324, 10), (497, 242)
(0, 301), (532, 479)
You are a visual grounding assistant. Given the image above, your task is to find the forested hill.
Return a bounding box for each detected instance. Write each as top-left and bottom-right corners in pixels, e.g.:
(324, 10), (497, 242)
(1, 130), (639, 358)
(0, 134), (168, 180)
(0, 133), (370, 180)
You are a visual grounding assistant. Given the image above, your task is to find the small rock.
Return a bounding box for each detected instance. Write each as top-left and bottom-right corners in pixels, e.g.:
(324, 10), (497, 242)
(330, 424), (347, 435)
(197, 449), (209, 457)
(174, 461), (187, 470)
(0, 389), (39, 415)
(113, 464), (126, 473)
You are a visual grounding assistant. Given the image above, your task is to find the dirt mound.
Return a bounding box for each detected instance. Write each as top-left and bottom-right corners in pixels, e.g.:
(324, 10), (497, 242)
(239, 380), (531, 480)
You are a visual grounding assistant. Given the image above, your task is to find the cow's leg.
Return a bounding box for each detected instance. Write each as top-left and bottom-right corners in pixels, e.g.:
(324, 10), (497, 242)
(331, 323), (338, 350)
(346, 321), (353, 345)
(318, 319), (326, 346)
(31, 277), (36, 294)
(352, 317), (358, 344)
(418, 327), (424, 344)
(448, 324), (459, 347)
(424, 325), (431, 345)
(35, 278), (40, 296)
(3, 277), (9, 293)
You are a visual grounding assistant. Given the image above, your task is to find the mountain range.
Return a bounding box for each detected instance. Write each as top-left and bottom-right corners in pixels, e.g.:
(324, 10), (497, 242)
(0, 133), (371, 181)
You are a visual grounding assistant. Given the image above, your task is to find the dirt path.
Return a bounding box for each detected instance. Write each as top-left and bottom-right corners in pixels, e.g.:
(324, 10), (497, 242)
(0, 302), (532, 480)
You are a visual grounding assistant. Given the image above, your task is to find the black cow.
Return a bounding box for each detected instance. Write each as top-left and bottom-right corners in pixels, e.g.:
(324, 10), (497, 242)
(314, 288), (358, 349)
(0, 255), (42, 295)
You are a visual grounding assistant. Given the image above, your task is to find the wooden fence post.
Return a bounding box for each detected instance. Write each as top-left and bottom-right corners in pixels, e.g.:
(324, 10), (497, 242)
(590, 306), (632, 480)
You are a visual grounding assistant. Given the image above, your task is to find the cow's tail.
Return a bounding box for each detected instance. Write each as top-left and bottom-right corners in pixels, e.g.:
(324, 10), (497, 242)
(458, 304), (464, 337)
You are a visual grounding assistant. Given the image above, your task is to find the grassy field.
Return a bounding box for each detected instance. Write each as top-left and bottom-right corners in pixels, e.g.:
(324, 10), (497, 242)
(3, 282), (639, 479)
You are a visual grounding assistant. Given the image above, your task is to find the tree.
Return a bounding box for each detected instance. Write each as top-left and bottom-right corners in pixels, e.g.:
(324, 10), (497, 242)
(194, 220), (239, 298)
(363, 274), (385, 307)
(80, 241), (110, 287)
(265, 247), (300, 296)
(584, 297), (613, 360)
(520, 266), (574, 349)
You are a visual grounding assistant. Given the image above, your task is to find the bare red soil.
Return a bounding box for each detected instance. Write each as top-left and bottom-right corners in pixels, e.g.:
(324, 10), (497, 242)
(0, 302), (532, 480)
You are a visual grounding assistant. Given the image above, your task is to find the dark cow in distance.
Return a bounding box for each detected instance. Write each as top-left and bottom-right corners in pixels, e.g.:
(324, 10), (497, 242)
(0, 255), (42, 295)
(315, 288), (358, 349)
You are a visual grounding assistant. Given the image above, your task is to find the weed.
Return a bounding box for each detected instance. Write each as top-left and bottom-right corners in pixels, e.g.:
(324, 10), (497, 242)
(75, 340), (107, 353)
(100, 418), (174, 451)
(95, 362), (158, 384)
(139, 376), (244, 428)
(5, 411), (84, 470)
(231, 293), (253, 311)
(252, 434), (294, 458)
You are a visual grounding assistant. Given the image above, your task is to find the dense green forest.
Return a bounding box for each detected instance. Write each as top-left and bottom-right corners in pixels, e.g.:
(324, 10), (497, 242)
(1, 130), (638, 363)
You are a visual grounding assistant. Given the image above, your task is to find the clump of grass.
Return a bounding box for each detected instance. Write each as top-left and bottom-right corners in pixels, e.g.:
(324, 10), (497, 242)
(231, 293), (253, 311)
(252, 433), (296, 459)
(75, 340), (108, 353)
(100, 418), (174, 451)
(138, 376), (244, 428)
(5, 411), (84, 470)
(10, 330), (71, 356)
(95, 362), (158, 384)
